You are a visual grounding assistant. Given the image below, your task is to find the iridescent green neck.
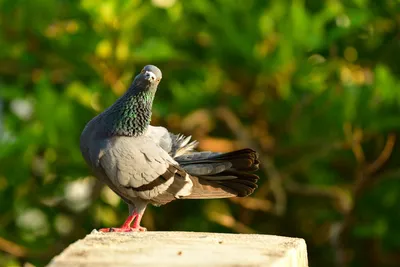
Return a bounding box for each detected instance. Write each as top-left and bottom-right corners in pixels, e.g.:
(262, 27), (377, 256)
(105, 88), (155, 137)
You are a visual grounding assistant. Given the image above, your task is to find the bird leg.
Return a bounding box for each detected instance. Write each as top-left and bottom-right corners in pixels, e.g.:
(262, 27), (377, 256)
(131, 213), (146, 231)
(99, 203), (147, 232)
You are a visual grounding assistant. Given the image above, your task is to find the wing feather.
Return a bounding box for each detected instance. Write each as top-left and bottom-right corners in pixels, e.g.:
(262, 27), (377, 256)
(98, 136), (193, 203)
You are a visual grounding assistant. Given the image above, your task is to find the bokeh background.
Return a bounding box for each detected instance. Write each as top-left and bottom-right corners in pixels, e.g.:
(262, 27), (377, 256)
(1, 0), (400, 266)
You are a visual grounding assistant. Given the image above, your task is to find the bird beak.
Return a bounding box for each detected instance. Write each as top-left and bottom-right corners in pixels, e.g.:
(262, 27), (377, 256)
(144, 71), (157, 82)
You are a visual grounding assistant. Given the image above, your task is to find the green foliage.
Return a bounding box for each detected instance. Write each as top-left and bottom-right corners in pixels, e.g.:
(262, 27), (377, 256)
(1, 0), (400, 266)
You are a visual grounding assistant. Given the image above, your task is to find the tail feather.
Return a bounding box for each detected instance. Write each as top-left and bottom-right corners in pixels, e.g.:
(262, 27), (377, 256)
(209, 149), (259, 171)
(175, 151), (221, 161)
(179, 148), (260, 198)
(181, 162), (232, 176)
(218, 170), (259, 183)
(178, 148), (259, 172)
(219, 181), (254, 197)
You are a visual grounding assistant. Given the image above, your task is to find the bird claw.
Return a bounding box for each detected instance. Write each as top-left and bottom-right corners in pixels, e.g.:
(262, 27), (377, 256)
(135, 226), (147, 232)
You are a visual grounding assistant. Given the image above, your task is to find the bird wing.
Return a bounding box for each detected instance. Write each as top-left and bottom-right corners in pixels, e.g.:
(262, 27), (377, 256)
(97, 135), (194, 204)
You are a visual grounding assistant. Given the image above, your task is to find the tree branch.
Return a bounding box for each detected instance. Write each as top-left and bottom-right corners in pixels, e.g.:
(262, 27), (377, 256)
(215, 106), (286, 215)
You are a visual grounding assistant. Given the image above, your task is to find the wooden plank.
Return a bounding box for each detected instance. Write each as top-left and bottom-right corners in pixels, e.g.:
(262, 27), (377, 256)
(47, 231), (308, 267)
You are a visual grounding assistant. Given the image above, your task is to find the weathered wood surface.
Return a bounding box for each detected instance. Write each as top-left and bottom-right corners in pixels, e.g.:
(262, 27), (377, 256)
(47, 231), (308, 267)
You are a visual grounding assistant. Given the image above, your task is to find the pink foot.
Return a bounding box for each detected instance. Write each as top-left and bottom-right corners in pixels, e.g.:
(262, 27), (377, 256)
(98, 213), (146, 233)
(99, 227), (133, 232)
(98, 226), (146, 232)
(131, 226), (147, 232)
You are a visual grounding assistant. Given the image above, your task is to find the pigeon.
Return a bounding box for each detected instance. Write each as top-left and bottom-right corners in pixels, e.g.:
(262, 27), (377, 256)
(80, 65), (259, 232)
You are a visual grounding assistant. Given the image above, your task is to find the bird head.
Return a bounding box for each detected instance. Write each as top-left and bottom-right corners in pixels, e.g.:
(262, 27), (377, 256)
(133, 65), (162, 87)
